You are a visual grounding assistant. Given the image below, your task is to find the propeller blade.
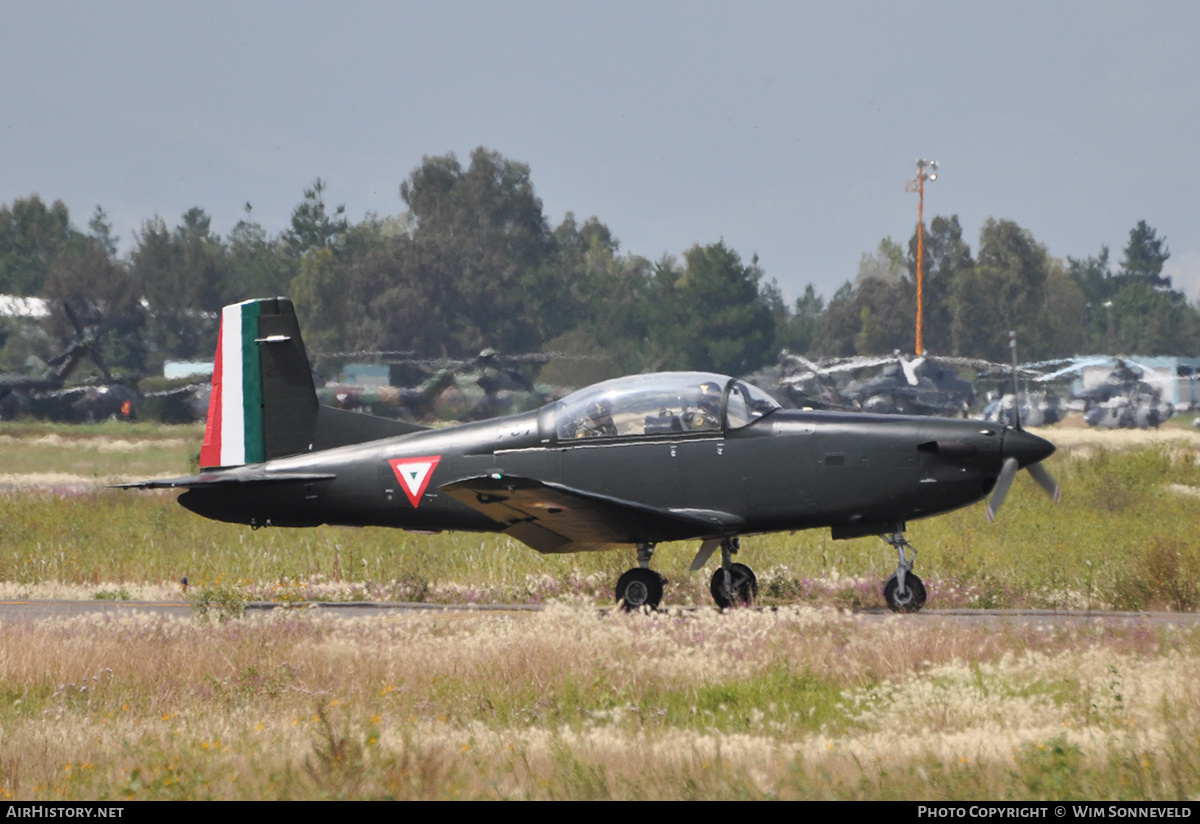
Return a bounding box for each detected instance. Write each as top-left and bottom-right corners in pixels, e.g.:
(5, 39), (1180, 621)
(1026, 462), (1061, 503)
(986, 457), (1019, 523)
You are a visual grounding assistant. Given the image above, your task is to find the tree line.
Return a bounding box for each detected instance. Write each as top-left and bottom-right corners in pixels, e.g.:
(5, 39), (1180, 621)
(0, 146), (1194, 386)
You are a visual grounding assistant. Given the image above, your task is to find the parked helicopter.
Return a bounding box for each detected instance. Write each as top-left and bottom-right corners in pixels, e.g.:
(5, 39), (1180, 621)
(979, 390), (1064, 429)
(0, 303), (137, 422)
(770, 351), (978, 416)
(119, 298), (1059, 612)
(1023, 357), (1178, 429)
(313, 348), (561, 423)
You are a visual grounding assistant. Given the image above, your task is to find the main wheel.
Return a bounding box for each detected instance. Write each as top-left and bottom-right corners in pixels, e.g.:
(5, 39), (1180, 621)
(616, 568), (664, 611)
(710, 563), (758, 608)
(883, 572), (927, 613)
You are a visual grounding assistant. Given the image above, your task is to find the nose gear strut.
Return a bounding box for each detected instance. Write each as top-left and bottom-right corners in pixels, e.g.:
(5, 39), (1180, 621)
(880, 529), (926, 613)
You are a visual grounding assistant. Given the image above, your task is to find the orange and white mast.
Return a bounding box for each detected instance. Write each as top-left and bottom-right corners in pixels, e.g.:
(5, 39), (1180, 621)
(905, 159), (938, 355)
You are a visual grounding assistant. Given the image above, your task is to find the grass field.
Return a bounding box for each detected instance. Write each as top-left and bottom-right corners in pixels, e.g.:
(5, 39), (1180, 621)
(2, 419), (1200, 799)
(2, 418), (1200, 612)
(0, 420), (202, 482)
(0, 607), (1197, 800)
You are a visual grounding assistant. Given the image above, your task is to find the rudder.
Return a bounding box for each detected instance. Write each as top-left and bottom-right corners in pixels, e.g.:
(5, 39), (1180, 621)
(199, 298), (318, 469)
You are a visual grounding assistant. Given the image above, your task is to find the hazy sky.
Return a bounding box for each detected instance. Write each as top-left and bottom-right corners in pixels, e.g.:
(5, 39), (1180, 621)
(3, 1), (1198, 303)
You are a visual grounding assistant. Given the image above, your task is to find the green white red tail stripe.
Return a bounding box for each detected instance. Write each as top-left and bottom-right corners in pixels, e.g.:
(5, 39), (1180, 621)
(200, 300), (265, 468)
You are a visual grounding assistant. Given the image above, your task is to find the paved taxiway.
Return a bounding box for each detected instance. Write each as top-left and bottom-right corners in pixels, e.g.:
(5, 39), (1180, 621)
(3, 600), (1200, 626)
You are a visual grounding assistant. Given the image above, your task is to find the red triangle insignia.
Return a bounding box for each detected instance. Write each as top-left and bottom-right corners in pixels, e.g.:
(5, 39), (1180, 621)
(388, 455), (442, 508)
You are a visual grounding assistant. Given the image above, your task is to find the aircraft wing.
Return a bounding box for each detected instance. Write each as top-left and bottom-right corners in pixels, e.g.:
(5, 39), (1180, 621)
(440, 475), (744, 554)
(112, 470), (336, 489)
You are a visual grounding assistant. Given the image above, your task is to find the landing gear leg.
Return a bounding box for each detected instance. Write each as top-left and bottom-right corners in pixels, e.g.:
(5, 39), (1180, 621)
(709, 537), (758, 608)
(881, 530), (926, 613)
(615, 542), (665, 611)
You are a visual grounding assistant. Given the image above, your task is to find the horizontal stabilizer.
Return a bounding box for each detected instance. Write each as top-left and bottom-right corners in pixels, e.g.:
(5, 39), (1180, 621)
(112, 470), (336, 490)
(440, 475), (742, 554)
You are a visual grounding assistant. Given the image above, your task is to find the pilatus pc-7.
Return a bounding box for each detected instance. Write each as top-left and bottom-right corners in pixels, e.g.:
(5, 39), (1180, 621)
(121, 298), (1059, 612)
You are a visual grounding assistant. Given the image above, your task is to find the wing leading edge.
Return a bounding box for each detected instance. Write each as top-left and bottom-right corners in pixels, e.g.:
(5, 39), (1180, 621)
(440, 475), (744, 554)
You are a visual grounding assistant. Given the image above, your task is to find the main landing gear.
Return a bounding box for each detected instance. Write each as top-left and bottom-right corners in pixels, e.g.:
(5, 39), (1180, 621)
(615, 537), (760, 611)
(881, 530), (926, 613)
(708, 537), (758, 609)
(615, 542), (667, 611)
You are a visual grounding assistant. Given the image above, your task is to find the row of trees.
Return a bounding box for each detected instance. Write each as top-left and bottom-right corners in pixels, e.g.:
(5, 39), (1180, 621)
(815, 215), (1194, 363)
(1, 146), (1195, 385)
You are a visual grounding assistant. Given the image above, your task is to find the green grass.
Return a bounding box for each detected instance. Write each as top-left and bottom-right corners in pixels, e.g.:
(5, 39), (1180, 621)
(0, 420), (201, 478)
(1, 421), (1199, 611)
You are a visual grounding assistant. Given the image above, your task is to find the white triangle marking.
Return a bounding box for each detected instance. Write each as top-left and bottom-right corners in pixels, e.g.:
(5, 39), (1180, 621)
(399, 461), (434, 498)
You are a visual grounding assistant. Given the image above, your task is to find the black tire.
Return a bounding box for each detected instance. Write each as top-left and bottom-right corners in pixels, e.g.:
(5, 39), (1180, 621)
(710, 563), (758, 608)
(883, 572), (927, 613)
(615, 568), (664, 611)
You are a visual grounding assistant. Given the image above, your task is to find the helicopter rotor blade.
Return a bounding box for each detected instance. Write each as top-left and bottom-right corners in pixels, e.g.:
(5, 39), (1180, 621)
(63, 302), (83, 336)
(899, 355), (924, 387)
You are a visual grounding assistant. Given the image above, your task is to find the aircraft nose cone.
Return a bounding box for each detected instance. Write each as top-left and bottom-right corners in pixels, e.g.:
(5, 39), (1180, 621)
(1001, 428), (1056, 468)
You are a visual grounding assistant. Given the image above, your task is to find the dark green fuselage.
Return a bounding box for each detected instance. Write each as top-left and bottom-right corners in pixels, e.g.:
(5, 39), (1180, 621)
(179, 405), (1044, 550)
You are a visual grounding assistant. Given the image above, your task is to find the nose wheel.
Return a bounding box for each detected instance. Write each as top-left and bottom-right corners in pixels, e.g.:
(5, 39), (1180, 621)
(883, 571), (926, 612)
(880, 529), (926, 613)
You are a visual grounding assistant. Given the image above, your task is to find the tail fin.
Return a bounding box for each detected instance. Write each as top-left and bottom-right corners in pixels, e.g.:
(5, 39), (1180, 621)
(199, 298), (317, 469)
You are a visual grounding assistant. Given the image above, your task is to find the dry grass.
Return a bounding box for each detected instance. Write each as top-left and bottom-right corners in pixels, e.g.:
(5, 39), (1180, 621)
(4, 420), (1200, 798)
(0, 607), (1198, 800)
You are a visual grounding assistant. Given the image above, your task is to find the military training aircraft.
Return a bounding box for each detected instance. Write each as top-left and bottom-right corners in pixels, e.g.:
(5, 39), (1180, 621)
(119, 297), (1060, 612)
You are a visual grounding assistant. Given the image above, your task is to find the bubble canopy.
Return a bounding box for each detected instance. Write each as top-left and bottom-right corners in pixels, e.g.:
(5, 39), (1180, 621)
(555, 372), (781, 440)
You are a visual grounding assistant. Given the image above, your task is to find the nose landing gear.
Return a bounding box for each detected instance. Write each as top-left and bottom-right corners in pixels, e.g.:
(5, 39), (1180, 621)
(881, 529), (926, 613)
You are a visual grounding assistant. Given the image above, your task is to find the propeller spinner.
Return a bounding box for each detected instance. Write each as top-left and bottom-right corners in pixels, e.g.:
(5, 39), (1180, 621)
(986, 428), (1059, 522)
